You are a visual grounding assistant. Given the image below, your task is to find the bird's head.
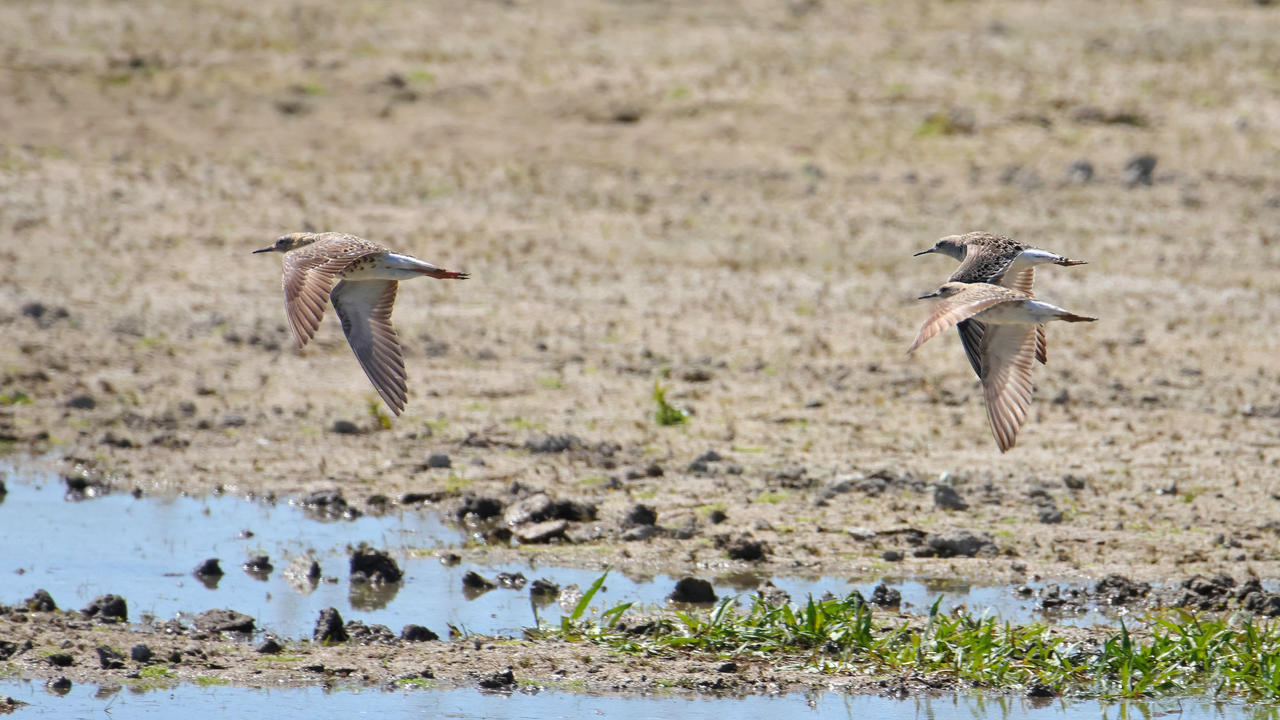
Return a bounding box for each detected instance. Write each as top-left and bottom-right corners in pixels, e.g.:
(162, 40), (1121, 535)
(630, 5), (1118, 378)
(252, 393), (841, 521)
(252, 232), (320, 255)
(912, 234), (967, 260)
(917, 281), (968, 300)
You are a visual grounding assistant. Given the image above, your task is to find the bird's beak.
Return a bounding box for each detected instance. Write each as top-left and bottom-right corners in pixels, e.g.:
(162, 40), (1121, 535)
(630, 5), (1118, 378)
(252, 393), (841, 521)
(251, 245), (275, 254)
(917, 290), (940, 300)
(912, 248), (935, 257)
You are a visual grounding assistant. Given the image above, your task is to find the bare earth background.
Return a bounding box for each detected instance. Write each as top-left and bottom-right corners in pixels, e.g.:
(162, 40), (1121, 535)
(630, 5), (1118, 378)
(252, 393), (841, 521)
(3, 0), (1280, 694)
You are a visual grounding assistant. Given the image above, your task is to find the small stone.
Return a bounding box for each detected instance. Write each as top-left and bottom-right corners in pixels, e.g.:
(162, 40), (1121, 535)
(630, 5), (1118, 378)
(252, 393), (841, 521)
(621, 524), (665, 541)
(82, 594), (127, 621)
(47, 677), (71, 694)
(1026, 682), (1056, 698)
(924, 530), (995, 558)
(255, 638), (283, 654)
(25, 589), (56, 612)
(462, 571), (497, 591)
(193, 558), (223, 577)
(331, 420), (360, 434)
(530, 579), (560, 598)
(1124, 153), (1157, 187)
(193, 609), (255, 633)
(478, 667), (516, 690)
(96, 645), (125, 669)
(314, 607), (348, 643)
(525, 434), (581, 453)
(933, 485), (969, 511)
(668, 577), (717, 604)
(695, 449), (723, 464)
(349, 547), (402, 583)
(426, 453), (451, 468)
(708, 509), (728, 524)
(722, 535), (767, 561)
(870, 584), (902, 607)
(515, 519), (568, 544)
(46, 653), (74, 667)
(1038, 509), (1064, 524)
(401, 624), (440, 642)
(716, 661), (738, 673)
(130, 644), (153, 662)
(1066, 159), (1094, 184)
(1062, 475), (1086, 490)
(622, 504), (657, 528)
(456, 495), (504, 520)
(66, 394), (96, 410)
(496, 572), (527, 589)
(243, 555), (274, 576)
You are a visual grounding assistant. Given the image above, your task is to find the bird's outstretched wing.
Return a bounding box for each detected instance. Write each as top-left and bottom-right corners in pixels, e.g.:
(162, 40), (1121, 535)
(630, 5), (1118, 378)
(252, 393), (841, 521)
(980, 324), (1038, 453)
(909, 284), (1023, 354)
(280, 236), (388, 349)
(330, 279), (408, 416)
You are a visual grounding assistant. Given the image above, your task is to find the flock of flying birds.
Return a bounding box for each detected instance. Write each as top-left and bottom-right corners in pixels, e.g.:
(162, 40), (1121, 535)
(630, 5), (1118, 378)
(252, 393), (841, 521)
(254, 230), (1095, 454)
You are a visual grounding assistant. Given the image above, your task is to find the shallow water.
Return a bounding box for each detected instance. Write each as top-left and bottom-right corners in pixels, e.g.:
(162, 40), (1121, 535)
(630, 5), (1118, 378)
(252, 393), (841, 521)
(1, 468), (1119, 640)
(1, 679), (1272, 720)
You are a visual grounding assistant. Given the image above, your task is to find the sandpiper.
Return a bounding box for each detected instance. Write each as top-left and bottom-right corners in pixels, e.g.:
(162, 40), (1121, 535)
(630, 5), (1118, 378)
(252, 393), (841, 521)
(909, 281), (1096, 453)
(253, 232), (468, 416)
(913, 232), (1087, 377)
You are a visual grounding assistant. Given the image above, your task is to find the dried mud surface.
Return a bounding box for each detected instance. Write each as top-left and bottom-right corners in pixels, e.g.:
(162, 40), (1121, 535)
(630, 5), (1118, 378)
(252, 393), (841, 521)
(3, 0), (1280, 697)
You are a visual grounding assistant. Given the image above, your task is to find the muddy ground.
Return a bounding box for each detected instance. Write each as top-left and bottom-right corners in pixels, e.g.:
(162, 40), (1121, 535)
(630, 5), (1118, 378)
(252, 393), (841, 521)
(3, 0), (1280, 697)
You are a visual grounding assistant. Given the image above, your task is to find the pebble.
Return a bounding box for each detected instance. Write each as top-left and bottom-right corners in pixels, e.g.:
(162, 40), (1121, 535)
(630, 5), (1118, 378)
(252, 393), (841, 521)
(25, 589), (55, 612)
(82, 594), (127, 621)
(255, 638), (283, 654)
(349, 546), (403, 584)
(667, 577), (716, 604)
(401, 625), (440, 642)
(331, 420), (360, 434)
(314, 607), (349, 644)
(933, 485), (969, 511)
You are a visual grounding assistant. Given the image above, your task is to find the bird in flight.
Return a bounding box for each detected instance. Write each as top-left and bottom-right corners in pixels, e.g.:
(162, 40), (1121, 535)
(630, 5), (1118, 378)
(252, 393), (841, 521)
(909, 281), (1095, 452)
(913, 232), (1086, 377)
(254, 232), (468, 416)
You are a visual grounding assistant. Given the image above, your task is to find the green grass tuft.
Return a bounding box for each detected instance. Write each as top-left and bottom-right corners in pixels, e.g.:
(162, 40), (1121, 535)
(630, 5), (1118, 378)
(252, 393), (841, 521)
(542, 574), (1280, 702)
(652, 381), (689, 426)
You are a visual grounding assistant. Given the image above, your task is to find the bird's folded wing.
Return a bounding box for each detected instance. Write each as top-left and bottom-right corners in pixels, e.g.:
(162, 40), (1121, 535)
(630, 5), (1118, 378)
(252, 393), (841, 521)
(980, 324), (1038, 453)
(908, 286), (1020, 354)
(330, 279), (408, 416)
(951, 245), (1016, 284)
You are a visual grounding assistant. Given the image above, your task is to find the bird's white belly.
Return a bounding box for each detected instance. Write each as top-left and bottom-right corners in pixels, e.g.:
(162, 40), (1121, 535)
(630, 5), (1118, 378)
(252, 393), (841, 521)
(977, 300), (1062, 324)
(343, 253), (435, 281)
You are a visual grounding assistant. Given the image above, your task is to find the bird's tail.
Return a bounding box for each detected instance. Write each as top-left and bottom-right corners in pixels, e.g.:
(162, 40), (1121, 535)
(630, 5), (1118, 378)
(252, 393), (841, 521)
(1055, 257), (1087, 267)
(1057, 312), (1096, 322)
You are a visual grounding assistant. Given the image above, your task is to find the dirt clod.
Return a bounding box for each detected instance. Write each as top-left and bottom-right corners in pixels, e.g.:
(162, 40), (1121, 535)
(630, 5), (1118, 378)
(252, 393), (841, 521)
(82, 594), (127, 622)
(668, 578), (717, 604)
(314, 608), (348, 644)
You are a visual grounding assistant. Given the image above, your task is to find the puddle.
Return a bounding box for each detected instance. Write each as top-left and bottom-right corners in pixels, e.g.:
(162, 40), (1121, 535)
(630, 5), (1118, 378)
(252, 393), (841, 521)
(1, 679), (1272, 720)
(2, 469), (1120, 640)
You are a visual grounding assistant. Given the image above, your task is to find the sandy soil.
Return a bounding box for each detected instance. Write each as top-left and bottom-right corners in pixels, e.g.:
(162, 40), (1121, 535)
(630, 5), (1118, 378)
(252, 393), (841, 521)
(3, 0), (1280, 695)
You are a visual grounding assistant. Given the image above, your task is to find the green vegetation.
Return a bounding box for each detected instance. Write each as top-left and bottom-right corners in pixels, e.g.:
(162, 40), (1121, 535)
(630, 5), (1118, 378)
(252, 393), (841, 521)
(138, 665), (176, 679)
(0, 391), (31, 405)
(545, 578), (1280, 702)
(652, 381), (689, 426)
(367, 398), (392, 430)
(194, 676), (228, 687)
